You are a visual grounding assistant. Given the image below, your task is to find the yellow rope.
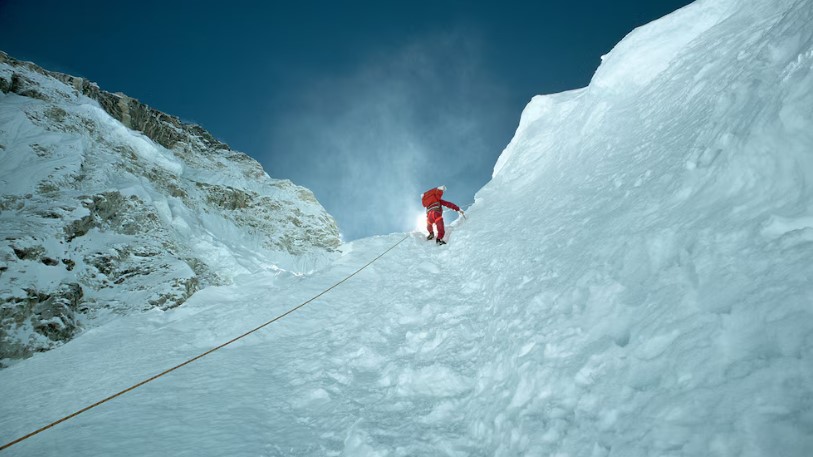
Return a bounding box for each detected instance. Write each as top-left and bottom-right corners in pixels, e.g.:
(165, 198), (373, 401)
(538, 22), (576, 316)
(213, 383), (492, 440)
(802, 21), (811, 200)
(0, 234), (410, 452)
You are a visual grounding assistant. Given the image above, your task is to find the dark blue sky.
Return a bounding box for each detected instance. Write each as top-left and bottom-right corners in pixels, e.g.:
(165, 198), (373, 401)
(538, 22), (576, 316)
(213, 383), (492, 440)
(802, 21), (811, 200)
(1, 0), (693, 240)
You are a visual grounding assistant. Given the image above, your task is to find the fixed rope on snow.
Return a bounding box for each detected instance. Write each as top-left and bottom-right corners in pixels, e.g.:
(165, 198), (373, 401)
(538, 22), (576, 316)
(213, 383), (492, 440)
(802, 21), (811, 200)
(0, 234), (409, 452)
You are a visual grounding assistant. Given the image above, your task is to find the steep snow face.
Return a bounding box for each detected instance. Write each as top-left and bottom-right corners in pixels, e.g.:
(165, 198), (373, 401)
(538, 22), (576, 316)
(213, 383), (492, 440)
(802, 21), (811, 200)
(0, 53), (340, 365)
(465, 0), (813, 454)
(1, 0), (812, 455)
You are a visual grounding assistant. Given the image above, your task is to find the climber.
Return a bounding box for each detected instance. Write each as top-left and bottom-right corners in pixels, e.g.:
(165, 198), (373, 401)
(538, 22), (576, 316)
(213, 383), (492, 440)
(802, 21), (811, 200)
(421, 185), (464, 245)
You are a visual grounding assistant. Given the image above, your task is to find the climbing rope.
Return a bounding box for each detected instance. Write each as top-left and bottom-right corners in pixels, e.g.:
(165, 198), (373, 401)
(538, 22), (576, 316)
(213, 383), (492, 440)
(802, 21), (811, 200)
(0, 234), (410, 452)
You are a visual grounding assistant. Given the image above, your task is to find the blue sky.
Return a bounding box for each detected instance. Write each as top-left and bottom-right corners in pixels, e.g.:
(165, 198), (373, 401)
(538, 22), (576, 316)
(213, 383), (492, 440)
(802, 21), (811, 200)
(0, 0), (693, 240)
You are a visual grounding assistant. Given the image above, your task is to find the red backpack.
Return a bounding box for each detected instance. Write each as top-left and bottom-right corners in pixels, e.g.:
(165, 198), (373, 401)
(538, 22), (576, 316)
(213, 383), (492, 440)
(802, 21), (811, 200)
(422, 187), (443, 208)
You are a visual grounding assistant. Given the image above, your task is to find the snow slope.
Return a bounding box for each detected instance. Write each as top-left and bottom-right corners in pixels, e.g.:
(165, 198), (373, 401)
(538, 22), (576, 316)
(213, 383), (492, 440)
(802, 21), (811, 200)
(2, 0), (813, 455)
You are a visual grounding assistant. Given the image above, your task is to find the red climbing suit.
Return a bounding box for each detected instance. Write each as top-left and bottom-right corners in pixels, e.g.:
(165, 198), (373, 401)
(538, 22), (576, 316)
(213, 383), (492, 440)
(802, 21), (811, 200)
(426, 199), (460, 240)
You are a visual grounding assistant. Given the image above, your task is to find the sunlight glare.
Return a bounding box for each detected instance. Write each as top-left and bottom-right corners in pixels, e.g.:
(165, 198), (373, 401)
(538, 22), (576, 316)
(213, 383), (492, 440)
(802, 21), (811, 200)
(414, 213), (426, 233)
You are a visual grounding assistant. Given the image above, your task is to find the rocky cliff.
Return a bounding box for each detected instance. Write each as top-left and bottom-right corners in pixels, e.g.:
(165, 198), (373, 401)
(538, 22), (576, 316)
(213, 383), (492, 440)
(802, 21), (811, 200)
(0, 51), (341, 366)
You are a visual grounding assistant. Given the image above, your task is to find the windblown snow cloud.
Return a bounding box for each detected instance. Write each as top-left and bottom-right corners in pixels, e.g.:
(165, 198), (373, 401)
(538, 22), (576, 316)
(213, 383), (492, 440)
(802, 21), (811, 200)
(266, 29), (511, 240)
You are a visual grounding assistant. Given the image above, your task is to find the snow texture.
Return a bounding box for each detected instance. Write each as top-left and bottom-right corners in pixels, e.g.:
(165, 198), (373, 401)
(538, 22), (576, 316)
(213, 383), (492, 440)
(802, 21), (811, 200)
(1, 0), (813, 455)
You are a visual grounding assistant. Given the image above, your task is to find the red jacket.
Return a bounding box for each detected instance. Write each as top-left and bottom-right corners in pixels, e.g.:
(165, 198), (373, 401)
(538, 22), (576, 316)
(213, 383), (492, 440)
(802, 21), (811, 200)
(426, 199), (460, 214)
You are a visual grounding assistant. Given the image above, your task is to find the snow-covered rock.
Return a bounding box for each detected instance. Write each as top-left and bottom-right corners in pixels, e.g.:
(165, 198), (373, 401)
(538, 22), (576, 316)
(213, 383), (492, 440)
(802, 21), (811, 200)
(0, 51), (340, 366)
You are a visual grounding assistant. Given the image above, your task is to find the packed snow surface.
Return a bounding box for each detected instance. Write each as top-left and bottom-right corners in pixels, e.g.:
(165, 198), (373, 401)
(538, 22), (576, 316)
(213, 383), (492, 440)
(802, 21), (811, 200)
(2, 0), (813, 455)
